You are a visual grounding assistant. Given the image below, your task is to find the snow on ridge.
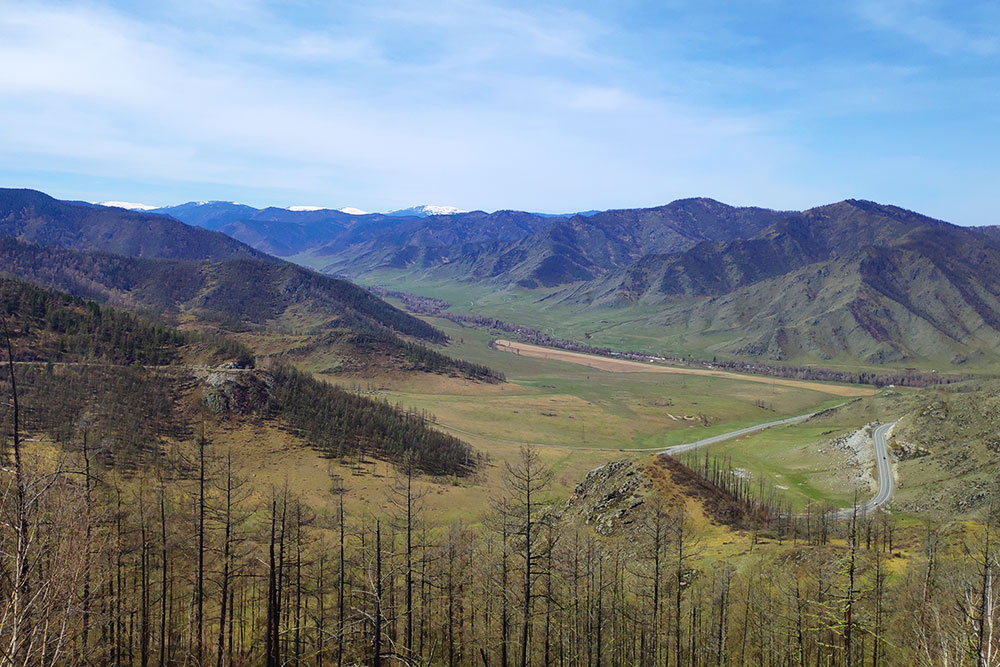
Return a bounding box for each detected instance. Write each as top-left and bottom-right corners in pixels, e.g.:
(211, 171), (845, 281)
(95, 201), (158, 211)
(285, 205), (368, 214)
(422, 205), (465, 215)
(385, 204), (467, 217)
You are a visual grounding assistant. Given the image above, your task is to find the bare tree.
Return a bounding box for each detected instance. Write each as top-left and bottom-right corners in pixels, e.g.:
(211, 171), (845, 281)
(386, 452), (427, 660)
(494, 447), (553, 667)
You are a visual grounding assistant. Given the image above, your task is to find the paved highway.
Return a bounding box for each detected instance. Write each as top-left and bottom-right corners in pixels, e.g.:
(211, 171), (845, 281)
(862, 421), (896, 512)
(659, 411), (819, 455)
(660, 415), (897, 515)
(830, 421), (896, 518)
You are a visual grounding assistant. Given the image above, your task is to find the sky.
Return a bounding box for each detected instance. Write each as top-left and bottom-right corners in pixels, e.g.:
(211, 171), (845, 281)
(0, 1), (997, 223)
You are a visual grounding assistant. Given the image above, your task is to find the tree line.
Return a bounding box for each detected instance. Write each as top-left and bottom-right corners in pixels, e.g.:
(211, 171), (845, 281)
(1, 275), (257, 369)
(0, 277), (186, 366)
(3, 406), (1000, 666)
(346, 328), (504, 383)
(369, 286), (964, 388)
(267, 364), (483, 477)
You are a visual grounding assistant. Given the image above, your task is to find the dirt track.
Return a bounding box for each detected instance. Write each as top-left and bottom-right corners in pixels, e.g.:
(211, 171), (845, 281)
(493, 339), (876, 397)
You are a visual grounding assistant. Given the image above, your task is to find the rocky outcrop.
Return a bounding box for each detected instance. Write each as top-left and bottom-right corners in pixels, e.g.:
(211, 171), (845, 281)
(890, 439), (931, 460)
(563, 459), (652, 535)
(823, 424), (877, 491)
(202, 370), (274, 415)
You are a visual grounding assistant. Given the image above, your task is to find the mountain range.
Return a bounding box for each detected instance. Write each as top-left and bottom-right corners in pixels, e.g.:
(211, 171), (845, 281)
(113, 201), (473, 221)
(9, 188), (1000, 367)
(0, 189), (515, 380)
(150, 196), (1000, 367)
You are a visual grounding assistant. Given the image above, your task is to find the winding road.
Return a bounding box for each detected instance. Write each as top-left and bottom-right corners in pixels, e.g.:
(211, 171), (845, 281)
(659, 414), (897, 514)
(828, 421), (896, 518)
(860, 421), (896, 513)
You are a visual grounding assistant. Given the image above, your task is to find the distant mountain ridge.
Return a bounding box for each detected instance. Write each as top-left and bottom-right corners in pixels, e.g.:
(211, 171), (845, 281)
(149, 194), (1000, 366)
(0, 188), (445, 344)
(385, 204), (467, 217)
(95, 201), (158, 211)
(18, 188), (1000, 366)
(147, 201), (605, 262)
(0, 189), (270, 262)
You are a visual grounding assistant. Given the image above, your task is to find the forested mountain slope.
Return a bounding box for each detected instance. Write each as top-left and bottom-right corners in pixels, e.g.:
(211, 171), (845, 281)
(0, 276), (480, 475)
(0, 275), (192, 365)
(0, 237), (442, 339)
(0, 189), (511, 381)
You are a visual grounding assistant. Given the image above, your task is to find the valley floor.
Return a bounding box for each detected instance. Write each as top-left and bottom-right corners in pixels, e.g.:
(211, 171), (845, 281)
(317, 315), (889, 515)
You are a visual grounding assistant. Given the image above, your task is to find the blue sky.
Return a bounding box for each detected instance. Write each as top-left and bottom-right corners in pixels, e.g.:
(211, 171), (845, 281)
(0, 1), (997, 223)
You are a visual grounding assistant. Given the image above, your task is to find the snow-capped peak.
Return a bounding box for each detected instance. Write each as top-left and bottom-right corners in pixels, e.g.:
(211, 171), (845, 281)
(284, 205), (368, 214)
(95, 201), (158, 211)
(385, 205), (467, 217)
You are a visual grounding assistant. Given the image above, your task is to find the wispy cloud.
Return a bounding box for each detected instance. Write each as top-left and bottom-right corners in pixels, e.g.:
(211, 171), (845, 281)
(0, 0), (996, 223)
(854, 0), (999, 56)
(0, 0), (788, 209)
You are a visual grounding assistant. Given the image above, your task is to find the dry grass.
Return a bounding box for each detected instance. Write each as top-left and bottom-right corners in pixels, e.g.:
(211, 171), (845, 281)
(493, 340), (876, 397)
(203, 419), (633, 526)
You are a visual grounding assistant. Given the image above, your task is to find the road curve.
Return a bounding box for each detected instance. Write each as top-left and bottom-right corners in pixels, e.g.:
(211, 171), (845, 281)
(830, 422), (897, 518)
(659, 415), (898, 516)
(862, 421), (896, 512)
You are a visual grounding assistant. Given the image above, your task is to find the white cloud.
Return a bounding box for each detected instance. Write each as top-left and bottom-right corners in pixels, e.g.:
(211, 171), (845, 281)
(0, 0), (800, 211)
(855, 0), (999, 56)
(11, 0), (975, 217)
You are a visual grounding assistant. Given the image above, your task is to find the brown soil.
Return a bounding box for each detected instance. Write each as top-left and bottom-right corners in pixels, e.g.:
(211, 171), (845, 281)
(493, 339), (875, 397)
(647, 455), (749, 527)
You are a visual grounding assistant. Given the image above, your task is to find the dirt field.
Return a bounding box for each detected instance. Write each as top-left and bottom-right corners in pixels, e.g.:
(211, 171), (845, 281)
(492, 339), (876, 397)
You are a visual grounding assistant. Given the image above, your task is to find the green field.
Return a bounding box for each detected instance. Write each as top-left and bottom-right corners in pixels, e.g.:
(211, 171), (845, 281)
(319, 314), (894, 509)
(355, 270), (693, 355)
(348, 269), (987, 373)
(695, 422), (867, 510)
(695, 389), (925, 510)
(396, 317), (846, 448)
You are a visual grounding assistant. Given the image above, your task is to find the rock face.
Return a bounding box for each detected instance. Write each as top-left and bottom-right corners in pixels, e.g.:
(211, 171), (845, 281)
(563, 459), (652, 535)
(202, 370), (274, 415)
(825, 424), (878, 491)
(891, 439), (931, 461)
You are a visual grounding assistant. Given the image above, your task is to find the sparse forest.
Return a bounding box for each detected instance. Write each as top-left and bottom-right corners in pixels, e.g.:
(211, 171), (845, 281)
(1, 252), (999, 665)
(4, 392), (1000, 666)
(1, 307), (999, 665)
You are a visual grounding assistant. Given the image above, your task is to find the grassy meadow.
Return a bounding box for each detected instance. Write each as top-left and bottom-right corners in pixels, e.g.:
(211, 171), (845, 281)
(696, 389), (927, 511)
(335, 315), (848, 450)
(349, 269), (992, 373)
(312, 314), (890, 517)
(127, 302), (920, 530)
